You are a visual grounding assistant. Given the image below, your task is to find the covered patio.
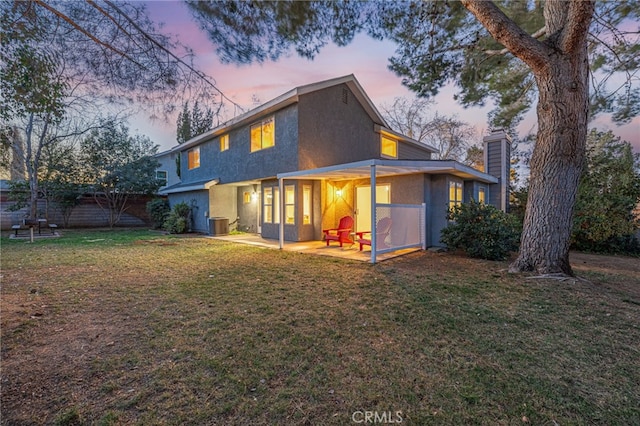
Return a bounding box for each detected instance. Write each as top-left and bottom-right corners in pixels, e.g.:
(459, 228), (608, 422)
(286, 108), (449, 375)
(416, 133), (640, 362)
(210, 232), (421, 262)
(276, 159), (495, 263)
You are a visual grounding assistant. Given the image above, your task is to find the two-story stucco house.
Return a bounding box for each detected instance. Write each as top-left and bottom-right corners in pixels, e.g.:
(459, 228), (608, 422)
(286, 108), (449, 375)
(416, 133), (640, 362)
(156, 75), (510, 262)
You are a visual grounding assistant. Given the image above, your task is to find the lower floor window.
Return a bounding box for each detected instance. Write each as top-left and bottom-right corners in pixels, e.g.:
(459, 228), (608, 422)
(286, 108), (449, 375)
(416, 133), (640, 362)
(285, 185), (295, 225)
(264, 184), (310, 226)
(449, 181), (463, 210)
(303, 185), (311, 225)
(263, 187), (280, 224)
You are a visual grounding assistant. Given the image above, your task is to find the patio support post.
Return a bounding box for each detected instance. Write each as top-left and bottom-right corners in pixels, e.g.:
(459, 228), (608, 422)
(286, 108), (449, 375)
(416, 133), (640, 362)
(370, 164), (377, 264)
(278, 178), (284, 249)
(421, 203), (427, 250)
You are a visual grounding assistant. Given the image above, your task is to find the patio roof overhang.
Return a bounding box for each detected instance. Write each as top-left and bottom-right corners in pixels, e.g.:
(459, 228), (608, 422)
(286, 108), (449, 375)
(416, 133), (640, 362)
(277, 159), (498, 184)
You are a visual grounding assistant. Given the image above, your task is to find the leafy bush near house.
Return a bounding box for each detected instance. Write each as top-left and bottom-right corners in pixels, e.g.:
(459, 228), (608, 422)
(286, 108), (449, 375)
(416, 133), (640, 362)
(163, 202), (190, 234)
(441, 201), (521, 260)
(146, 198), (170, 229)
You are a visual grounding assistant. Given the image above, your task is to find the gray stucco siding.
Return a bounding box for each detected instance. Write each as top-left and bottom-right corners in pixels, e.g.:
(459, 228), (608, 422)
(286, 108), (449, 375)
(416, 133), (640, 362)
(155, 151), (180, 190)
(397, 142), (432, 160)
(178, 106), (300, 185)
(168, 190), (210, 233)
(428, 175), (465, 247)
(297, 84), (379, 170)
(178, 138), (218, 184)
(232, 106), (299, 182)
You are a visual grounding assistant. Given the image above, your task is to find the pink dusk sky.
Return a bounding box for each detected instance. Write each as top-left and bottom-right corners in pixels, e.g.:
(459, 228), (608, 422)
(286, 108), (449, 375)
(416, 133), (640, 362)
(138, 1), (639, 153)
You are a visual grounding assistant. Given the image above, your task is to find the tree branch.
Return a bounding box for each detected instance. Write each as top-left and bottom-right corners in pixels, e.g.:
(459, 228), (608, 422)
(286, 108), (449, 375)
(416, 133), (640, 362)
(560, 1), (596, 55)
(102, 0), (245, 114)
(33, 0), (144, 68)
(85, 0), (145, 52)
(460, 0), (551, 72)
(484, 26), (547, 56)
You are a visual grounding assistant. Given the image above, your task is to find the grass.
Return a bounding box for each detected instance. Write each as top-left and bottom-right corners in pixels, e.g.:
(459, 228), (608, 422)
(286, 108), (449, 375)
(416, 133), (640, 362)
(1, 229), (639, 425)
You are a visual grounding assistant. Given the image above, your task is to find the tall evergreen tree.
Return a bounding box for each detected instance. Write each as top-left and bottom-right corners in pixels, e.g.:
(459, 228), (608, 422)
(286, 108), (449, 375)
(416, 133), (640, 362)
(573, 130), (640, 252)
(176, 100), (214, 144)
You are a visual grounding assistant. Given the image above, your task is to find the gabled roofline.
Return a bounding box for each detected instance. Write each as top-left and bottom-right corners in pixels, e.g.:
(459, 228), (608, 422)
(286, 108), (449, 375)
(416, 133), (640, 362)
(167, 74), (389, 154)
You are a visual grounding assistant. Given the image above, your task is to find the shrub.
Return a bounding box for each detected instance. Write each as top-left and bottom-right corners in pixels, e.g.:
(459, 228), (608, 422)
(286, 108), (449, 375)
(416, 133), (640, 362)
(172, 201), (191, 219)
(441, 201), (521, 260)
(146, 198), (170, 229)
(163, 202), (191, 234)
(164, 215), (188, 234)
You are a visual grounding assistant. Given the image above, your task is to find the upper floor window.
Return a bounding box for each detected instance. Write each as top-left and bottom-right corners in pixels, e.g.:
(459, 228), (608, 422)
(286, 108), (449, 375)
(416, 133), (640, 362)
(156, 170), (168, 187)
(449, 181), (463, 210)
(220, 134), (229, 152)
(381, 135), (398, 158)
(188, 147), (200, 170)
(250, 116), (275, 152)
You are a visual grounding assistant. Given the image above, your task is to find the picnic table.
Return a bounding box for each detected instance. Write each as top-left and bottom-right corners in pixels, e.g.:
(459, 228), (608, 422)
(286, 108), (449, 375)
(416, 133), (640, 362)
(12, 219), (58, 237)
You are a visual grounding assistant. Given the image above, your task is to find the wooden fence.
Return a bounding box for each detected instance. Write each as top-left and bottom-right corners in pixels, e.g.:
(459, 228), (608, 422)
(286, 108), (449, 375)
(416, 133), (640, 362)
(0, 194), (156, 230)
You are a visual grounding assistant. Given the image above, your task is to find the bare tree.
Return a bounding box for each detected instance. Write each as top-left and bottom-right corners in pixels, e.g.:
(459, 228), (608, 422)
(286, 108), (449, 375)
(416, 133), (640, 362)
(1, 0), (237, 220)
(380, 97), (477, 162)
(379, 97), (433, 141)
(423, 114), (477, 161)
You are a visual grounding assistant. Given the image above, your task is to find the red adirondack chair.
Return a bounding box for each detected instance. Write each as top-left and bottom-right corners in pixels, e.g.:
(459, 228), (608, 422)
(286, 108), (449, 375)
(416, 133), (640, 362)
(323, 216), (354, 247)
(355, 217), (392, 251)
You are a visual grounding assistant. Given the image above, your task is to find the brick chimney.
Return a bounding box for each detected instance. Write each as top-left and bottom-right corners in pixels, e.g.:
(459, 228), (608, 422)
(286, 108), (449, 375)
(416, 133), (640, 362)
(483, 129), (511, 212)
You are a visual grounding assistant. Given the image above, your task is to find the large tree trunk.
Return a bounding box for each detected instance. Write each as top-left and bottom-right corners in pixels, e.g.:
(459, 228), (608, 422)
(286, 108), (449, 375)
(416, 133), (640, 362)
(462, 0), (594, 275)
(509, 1), (592, 275)
(509, 57), (589, 275)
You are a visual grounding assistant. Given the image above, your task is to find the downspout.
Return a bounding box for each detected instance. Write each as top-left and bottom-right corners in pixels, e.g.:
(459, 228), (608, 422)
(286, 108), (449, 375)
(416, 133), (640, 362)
(370, 165), (377, 264)
(278, 178), (284, 249)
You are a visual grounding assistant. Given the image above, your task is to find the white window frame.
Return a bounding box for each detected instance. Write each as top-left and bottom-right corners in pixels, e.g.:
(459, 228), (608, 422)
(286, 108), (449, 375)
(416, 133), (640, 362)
(250, 116), (275, 152)
(302, 185), (312, 225)
(156, 170), (168, 186)
(188, 147), (200, 170)
(263, 187), (273, 223)
(220, 134), (229, 152)
(449, 181), (463, 210)
(285, 185), (295, 225)
(381, 135), (398, 159)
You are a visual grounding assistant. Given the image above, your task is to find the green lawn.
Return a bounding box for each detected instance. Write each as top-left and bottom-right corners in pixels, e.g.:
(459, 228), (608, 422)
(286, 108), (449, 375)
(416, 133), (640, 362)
(1, 229), (639, 425)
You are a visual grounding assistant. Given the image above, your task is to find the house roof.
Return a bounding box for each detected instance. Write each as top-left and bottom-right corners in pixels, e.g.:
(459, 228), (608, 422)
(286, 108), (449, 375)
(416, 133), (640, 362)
(277, 159), (498, 184)
(159, 178), (219, 195)
(166, 74), (435, 154)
